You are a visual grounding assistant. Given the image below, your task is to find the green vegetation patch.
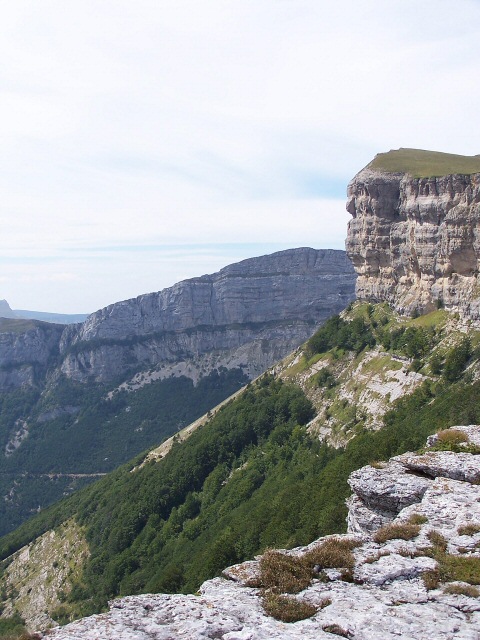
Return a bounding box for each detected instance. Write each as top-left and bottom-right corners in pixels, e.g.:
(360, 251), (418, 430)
(368, 148), (480, 178)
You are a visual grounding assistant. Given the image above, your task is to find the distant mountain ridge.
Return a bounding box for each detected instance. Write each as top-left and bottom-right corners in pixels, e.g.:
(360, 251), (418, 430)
(59, 247), (355, 383)
(0, 299), (88, 325)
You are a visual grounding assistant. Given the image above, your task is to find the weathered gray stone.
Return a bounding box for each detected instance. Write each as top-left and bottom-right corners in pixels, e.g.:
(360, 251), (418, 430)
(346, 494), (394, 535)
(58, 248), (355, 383)
(396, 450), (480, 483)
(346, 165), (480, 320)
(348, 461), (430, 513)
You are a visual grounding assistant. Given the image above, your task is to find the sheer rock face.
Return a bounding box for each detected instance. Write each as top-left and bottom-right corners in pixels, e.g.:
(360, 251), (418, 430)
(58, 248), (355, 383)
(0, 321), (64, 390)
(0, 249), (355, 389)
(346, 168), (480, 319)
(40, 426), (480, 640)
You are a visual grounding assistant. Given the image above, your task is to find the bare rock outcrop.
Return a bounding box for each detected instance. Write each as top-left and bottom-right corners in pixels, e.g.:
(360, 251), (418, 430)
(41, 426), (480, 640)
(346, 149), (480, 319)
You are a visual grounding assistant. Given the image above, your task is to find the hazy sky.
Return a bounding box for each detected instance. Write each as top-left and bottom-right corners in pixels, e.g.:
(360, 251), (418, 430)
(1, 1), (479, 313)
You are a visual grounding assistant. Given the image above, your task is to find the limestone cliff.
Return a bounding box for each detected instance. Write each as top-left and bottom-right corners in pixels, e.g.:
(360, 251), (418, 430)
(0, 249), (355, 390)
(57, 248), (355, 383)
(0, 319), (64, 389)
(346, 148), (480, 319)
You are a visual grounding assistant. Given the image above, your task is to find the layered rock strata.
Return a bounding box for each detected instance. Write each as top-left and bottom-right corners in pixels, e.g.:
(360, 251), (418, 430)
(0, 248), (355, 389)
(41, 426), (480, 640)
(346, 152), (480, 319)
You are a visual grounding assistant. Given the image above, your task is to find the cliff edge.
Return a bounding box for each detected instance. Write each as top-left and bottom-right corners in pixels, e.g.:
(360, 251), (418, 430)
(346, 148), (480, 319)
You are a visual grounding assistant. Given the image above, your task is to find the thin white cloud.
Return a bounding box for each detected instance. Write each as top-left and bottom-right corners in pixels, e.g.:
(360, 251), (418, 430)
(0, 1), (479, 311)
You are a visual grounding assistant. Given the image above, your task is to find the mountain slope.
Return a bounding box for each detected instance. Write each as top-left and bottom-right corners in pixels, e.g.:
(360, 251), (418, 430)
(2, 302), (480, 631)
(37, 425), (480, 640)
(0, 248), (355, 536)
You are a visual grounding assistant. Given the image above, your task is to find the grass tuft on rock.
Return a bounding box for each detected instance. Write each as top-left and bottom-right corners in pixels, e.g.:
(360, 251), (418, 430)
(374, 522), (420, 544)
(444, 583), (480, 597)
(457, 523), (480, 536)
(304, 537), (361, 570)
(257, 550), (311, 594)
(262, 593), (324, 623)
(427, 530), (448, 551)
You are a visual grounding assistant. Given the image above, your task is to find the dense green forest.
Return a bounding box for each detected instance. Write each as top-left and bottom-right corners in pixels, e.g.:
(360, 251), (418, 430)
(0, 367), (248, 536)
(2, 336), (480, 622)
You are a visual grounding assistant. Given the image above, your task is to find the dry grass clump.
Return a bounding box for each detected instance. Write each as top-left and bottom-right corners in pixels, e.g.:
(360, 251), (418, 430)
(304, 537), (361, 570)
(258, 550), (311, 594)
(422, 529), (480, 590)
(369, 461), (386, 469)
(364, 550), (390, 564)
(374, 522), (420, 544)
(262, 593), (319, 623)
(427, 530), (448, 551)
(444, 583), (480, 597)
(408, 513), (428, 525)
(436, 429), (468, 445)
(423, 569), (441, 590)
(458, 523), (480, 536)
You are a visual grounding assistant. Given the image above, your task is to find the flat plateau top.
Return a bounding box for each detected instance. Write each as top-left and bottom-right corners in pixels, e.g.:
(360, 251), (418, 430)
(368, 148), (480, 178)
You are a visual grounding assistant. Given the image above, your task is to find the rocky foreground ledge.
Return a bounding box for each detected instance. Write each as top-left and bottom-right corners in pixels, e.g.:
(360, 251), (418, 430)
(42, 426), (480, 640)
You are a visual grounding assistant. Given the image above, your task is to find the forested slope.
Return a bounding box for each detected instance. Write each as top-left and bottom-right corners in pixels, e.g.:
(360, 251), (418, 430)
(2, 303), (480, 630)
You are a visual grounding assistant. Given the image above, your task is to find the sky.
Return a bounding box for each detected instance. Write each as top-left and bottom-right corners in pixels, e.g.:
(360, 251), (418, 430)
(1, 1), (480, 313)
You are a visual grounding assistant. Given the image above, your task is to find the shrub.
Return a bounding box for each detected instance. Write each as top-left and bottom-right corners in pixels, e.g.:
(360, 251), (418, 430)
(315, 368), (337, 389)
(374, 522), (420, 543)
(409, 358), (423, 373)
(258, 550), (311, 594)
(429, 352), (443, 375)
(262, 593), (323, 623)
(458, 523), (480, 536)
(304, 537), (360, 569)
(443, 338), (471, 382)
